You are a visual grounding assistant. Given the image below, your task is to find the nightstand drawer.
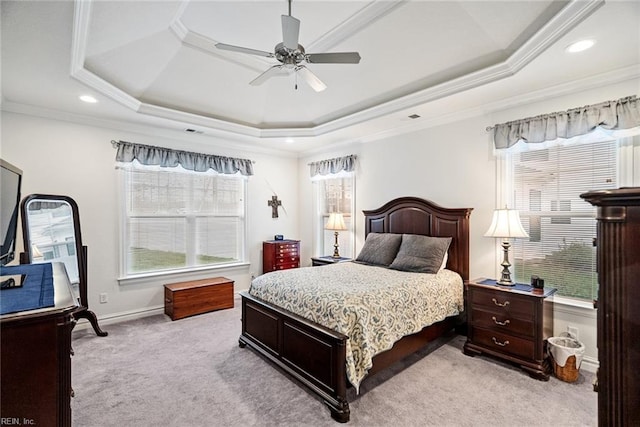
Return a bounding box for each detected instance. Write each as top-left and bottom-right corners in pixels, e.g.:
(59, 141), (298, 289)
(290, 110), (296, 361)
(471, 307), (535, 338)
(470, 289), (535, 319)
(473, 327), (535, 360)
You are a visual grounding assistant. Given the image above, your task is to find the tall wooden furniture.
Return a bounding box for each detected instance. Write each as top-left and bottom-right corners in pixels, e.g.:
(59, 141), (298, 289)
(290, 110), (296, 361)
(262, 239), (300, 273)
(463, 278), (556, 380)
(0, 262), (78, 427)
(581, 188), (640, 425)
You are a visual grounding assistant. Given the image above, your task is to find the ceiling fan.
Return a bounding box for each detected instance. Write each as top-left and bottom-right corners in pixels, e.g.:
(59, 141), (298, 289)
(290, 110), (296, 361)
(215, 0), (361, 92)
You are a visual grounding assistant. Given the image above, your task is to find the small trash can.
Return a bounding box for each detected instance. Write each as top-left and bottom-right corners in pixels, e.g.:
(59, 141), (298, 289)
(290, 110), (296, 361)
(548, 336), (586, 382)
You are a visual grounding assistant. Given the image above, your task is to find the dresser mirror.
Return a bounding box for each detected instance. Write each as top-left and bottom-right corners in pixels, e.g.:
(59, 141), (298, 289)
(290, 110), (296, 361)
(21, 194), (107, 336)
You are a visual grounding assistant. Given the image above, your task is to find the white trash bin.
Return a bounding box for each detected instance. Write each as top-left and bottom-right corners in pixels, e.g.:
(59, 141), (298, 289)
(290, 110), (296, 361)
(548, 336), (585, 382)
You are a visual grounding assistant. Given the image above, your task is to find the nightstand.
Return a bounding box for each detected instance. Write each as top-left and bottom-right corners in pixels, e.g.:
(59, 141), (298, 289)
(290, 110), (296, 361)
(311, 256), (352, 266)
(463, 278), (556, 380)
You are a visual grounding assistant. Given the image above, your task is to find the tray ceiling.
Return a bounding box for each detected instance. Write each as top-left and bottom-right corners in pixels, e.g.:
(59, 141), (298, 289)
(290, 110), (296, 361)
(2, 0), (639, 152)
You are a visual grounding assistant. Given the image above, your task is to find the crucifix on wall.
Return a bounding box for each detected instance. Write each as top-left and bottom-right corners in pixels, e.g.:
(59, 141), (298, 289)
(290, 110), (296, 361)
(268, 195), (282, 218)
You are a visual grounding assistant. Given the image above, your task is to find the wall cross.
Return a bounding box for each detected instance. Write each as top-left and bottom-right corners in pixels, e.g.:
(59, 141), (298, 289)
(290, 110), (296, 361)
(268, 195), (282, 218)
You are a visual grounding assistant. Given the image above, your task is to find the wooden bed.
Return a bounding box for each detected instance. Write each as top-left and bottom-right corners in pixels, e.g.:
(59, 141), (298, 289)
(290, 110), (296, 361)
(239, 197), (472, 422)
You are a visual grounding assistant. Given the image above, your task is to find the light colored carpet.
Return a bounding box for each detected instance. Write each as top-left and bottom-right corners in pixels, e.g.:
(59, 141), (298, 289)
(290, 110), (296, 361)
(71, 296), (596, 426)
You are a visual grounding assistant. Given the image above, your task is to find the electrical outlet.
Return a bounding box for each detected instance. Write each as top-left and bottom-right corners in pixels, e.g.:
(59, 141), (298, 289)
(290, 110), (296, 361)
(567, 326), (579, 339)
(99, 293), (108, 304)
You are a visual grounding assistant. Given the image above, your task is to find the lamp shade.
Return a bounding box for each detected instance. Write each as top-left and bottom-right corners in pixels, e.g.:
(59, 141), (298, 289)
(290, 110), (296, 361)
(484, 208), (529, 238)
(325, 213), (347, 231)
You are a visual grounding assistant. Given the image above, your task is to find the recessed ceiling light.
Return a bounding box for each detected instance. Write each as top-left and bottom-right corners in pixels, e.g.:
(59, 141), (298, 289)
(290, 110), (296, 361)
(285, 138), (294, 144)
(565, 39), (595, 53)
(79, 95), (98, 103)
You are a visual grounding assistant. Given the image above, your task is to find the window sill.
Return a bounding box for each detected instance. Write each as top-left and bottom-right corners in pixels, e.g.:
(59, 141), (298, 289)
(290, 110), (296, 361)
(552, 295), (597, 317)
(117, 262), (250, 286)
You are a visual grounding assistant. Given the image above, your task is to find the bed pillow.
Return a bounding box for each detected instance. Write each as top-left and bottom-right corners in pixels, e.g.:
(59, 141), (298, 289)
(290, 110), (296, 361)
(354, 233), (403, 266)
(389, 234), (452, 273)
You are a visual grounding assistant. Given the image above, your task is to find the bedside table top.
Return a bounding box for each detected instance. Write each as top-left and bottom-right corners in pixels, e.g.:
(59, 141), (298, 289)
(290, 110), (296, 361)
(468, 278), (557, 298)
(312, 256), (352, 263)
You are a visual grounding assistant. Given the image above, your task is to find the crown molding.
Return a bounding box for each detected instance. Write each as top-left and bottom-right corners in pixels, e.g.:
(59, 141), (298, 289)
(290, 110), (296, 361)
(68, 0), (612, 142)
(0, 101), (298, 158)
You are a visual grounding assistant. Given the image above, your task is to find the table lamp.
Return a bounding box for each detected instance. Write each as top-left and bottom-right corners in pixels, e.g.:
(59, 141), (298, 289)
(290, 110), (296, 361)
(484, 207), (529, 286)
(325, 213), (347, 258)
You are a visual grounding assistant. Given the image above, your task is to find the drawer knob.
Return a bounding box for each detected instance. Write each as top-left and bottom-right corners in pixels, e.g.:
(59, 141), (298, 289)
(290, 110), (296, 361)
(492, 337), (510, 347)
(492, 298), (510, 307)
(492, 316), (510, 326)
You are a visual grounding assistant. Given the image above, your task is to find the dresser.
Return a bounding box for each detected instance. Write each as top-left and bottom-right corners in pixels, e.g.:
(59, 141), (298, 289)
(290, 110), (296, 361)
(463, 278), (556, 380)
(581, 188), (640, 425)
(262, 240), (300, 273)
(1, 262), (78, 427)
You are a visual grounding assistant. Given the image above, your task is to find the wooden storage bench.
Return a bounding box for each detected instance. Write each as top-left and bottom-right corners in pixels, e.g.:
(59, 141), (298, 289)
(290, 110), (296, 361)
(164, 277), (234, 321)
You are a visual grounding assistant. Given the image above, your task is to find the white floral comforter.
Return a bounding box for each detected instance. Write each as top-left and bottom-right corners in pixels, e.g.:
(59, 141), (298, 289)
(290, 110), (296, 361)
(248, 262), (464, 391)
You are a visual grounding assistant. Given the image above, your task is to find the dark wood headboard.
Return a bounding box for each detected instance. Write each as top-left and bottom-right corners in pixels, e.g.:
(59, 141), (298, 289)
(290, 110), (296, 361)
(363, 197), (473, 280)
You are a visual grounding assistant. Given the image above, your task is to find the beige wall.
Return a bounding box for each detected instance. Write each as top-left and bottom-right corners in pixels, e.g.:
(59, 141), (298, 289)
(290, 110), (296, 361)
(3, 76), (637, 369)
(0, 112), (299, 322)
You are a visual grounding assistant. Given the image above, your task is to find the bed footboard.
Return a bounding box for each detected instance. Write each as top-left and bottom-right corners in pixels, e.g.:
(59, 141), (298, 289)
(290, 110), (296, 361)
(239, 291), (350, 422)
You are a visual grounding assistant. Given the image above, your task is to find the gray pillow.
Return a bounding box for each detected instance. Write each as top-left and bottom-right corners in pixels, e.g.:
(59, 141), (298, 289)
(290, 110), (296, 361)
(389, 234), (452, 273)
(355, 233), (402, 266)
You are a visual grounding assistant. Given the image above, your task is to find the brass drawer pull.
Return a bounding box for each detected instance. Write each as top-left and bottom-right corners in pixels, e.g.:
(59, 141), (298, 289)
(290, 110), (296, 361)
(492, 316), (510, 326)
(492, 337), (510, 347)
(492, 298), (510, 307)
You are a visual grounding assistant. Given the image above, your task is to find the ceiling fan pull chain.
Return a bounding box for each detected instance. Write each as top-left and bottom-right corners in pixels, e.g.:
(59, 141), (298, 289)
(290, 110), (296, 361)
(295, 71), (298, 90)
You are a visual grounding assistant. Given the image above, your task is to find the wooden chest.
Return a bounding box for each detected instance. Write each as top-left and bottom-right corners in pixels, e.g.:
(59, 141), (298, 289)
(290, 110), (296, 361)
(164, 277), (234, 321)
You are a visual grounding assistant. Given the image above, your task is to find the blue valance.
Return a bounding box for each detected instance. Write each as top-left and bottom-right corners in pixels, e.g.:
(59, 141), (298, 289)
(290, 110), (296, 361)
(113, 140), (254, 176)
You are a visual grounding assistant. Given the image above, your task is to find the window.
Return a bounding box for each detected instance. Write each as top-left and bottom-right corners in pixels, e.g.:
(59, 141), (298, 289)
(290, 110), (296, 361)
(504, 139), (618, 301)
(314, 175), (354, 258)
(119, 163), (246, 277)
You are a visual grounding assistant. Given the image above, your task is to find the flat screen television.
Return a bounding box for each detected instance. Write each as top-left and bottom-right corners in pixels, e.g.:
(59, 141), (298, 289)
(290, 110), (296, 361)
(1, 159), (23, 266)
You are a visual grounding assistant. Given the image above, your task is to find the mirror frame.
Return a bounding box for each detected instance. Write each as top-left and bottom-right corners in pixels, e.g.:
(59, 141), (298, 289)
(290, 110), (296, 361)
(20, 193), (107, 336)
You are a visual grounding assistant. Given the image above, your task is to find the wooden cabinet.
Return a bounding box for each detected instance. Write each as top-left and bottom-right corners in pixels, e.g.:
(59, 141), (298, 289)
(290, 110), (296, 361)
(0, 263), (78, 427)
(262, 240), (300, 273)
(581, 188), (640, 425)
(463, 278), (556, 380)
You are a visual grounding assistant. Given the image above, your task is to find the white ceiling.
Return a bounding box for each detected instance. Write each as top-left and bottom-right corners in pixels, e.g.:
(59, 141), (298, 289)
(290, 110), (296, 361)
(2, 0), (639, 155)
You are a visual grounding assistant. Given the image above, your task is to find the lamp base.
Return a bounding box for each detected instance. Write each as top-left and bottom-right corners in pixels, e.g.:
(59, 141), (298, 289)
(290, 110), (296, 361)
(332, 231), (341, 258)
(497, 240), (515, 286)
(496, 278), (516, 286)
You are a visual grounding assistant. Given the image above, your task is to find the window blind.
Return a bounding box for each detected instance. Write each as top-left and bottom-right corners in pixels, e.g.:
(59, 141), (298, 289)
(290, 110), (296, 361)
(508, 139), (618, 300)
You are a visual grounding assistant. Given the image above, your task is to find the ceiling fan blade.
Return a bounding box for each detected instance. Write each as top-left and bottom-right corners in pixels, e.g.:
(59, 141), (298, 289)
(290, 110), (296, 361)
(296, 66), (327, 92)
(306, 52), (361, 64)
(282, 15), (300, 50)
(215, 43), (273, 58)
(250, 65), (287, 86)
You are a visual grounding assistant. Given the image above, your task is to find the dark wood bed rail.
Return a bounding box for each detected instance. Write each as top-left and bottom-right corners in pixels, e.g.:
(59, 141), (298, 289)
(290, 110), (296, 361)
(239, 197), (472, 422)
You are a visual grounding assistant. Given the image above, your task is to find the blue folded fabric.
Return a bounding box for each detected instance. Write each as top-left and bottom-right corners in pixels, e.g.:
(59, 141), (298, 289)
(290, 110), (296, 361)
(0, 263), (55, 315)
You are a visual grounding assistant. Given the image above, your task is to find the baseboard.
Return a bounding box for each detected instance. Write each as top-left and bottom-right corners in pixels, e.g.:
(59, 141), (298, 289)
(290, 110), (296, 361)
(580, 356), (599, 373)
(72, 305), (165, 331)
(73, 293), (244, 331)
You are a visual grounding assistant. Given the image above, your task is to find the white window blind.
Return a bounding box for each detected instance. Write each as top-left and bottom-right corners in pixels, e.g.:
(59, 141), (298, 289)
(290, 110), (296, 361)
(508, 139), (618, 300)
(120, 164), (246, 276)
(314, 176), (354, 258)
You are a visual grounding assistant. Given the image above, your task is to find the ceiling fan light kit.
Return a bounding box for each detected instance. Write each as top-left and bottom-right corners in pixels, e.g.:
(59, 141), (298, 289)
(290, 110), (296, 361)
(215, 0), (361, 92)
